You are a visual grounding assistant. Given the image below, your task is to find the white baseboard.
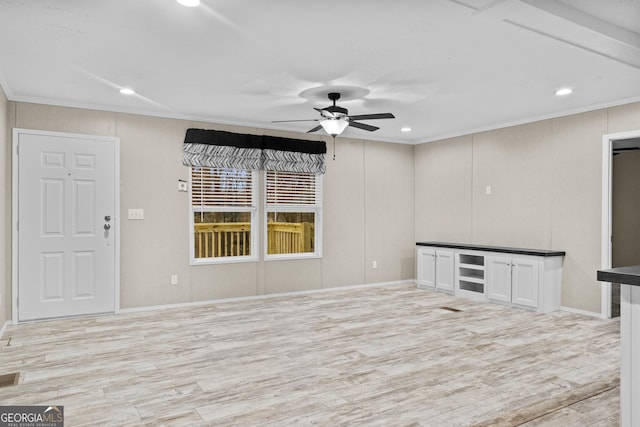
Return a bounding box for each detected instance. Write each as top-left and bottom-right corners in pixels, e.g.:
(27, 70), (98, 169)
(119, 280), (414, 314)
(0, 320), (12, 340)
(561, 305), (604, 319)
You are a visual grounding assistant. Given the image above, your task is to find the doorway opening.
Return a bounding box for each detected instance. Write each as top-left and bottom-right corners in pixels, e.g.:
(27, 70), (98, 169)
(601, 130), (640, 318)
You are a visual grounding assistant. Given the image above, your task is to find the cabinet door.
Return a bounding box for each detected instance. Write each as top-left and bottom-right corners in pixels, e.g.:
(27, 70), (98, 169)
(512, 258), (539, 308)
(487, 256), (512, 303)
(417, 248), (436, 289)
(435, 250), (455, 291)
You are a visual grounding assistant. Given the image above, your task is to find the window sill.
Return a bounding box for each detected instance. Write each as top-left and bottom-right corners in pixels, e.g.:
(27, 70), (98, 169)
(264, 253), (322, 262)
(190, 256), (258, 266)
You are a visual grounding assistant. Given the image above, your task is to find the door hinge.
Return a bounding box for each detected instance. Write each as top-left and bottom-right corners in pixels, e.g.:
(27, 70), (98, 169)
(16, 220), (18, 231)
(16, 144), (19, 155)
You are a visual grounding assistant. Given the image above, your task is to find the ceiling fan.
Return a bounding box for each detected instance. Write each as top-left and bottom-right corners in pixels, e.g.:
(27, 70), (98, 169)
(272, 92), (395, 137)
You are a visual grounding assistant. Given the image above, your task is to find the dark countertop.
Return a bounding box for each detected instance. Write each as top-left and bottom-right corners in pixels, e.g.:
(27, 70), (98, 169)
(597, 265), (640, 287)
(416, 241), (566, 257)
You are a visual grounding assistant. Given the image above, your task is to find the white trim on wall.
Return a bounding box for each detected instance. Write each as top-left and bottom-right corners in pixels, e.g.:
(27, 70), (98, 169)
(120, 280), (413, 314)
(0, 320), (11, 340)
(11, 131), (18, 324)
(601, 129), (640, 319)
(561, 305), (602, 319)
(602, 135), (613, 319)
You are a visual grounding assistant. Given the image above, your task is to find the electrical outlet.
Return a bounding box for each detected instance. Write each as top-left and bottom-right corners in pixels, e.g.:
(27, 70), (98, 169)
(128, 209), (144, 220)
(170, 274), (178, 285)
(372, 261), (378, 269)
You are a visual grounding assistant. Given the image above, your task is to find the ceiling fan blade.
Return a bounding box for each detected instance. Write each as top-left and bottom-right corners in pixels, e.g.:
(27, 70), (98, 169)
(314, 107), (336, 119)
(272, 119), (319, 123)
(307, 125), (323, 133)
(348, 113), (395, 121)
(349, 121), (379, 132)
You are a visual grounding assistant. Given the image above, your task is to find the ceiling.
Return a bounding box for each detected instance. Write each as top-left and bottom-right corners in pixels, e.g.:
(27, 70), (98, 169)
(1, 0), (639, 144)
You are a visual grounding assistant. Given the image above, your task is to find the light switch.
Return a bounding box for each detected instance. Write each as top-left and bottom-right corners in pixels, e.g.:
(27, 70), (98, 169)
(128, 209), (144, 220)
(485, 186), (492, 195)
(178, 180), (188, 192)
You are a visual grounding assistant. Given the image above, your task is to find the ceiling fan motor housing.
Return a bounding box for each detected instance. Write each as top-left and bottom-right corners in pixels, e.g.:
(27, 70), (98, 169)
(324, 105), (348, 117)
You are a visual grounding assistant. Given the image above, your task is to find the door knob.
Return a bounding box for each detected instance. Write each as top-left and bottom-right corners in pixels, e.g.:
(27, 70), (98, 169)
(105, 215), (111, 222)
(104, 223), (111, 230)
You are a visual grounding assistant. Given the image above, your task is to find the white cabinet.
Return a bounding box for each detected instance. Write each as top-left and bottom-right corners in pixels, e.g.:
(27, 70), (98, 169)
(416, 248), (435, 289)
(486, 256), (511, 303)
(487, 256), (539, 309)
(416, 243), (564, 313)
(436, 250), (455, 292)
(417, 247), (454, 293)
(512, 258), (540, 308)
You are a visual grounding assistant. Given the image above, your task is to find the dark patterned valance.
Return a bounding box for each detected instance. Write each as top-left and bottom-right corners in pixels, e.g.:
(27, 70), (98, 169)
(183, 129), (326, 174)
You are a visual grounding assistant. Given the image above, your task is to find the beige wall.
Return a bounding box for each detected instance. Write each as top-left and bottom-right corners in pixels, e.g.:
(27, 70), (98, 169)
(415, 135), (473, 243)
(414, 102), (640, 314)
(8, 102), (415, 313)
(0, 87), (8, 325)
(363, 140), (416, 283)
(6, 96), (639, 318)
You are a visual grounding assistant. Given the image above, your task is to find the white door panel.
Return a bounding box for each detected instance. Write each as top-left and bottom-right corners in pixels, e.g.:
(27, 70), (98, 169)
(16, 130), (117, 321)
(435, 250), (454, 291)
(487, 256), (512, 303)
(512, 258), (539, 308)
(417, 248), (436, 289)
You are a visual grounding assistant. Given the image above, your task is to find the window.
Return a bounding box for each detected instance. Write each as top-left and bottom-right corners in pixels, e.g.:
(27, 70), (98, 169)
(190, 167), (258, 263)
(265, 170), (322, 258)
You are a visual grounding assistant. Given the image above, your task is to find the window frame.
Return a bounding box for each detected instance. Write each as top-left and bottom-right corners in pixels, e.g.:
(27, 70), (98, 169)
(264, 171), (323, 261)
(189, 167), (259, 265)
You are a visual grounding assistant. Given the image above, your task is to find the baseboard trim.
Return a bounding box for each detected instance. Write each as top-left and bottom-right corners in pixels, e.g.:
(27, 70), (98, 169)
(561, 305), (604, 319)
(0, 320), (12, 340)
(119, 280), (414, 314)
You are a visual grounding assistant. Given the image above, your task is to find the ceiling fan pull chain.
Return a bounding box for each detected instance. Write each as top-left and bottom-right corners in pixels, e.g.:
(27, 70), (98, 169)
(333, 136), (336, 160)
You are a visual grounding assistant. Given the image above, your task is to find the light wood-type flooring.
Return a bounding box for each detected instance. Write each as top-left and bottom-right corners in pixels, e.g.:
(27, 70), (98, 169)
(0, 283), (620, 426)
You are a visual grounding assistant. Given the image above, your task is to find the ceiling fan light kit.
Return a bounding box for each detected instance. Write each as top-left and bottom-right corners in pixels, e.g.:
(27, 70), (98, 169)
(320, 119), (349, 136)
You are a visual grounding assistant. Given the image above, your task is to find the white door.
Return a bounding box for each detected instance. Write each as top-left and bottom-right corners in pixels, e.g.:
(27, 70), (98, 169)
(16, 130), (117, 321)
(435, 250), (454, 292)
(512, 258), (539, 308)
(487, 256), (512, 303)
(417, 248), (436, 289)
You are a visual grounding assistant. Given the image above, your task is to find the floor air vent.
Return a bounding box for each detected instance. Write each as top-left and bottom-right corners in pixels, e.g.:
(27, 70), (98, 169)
(0, 373), (19, 388)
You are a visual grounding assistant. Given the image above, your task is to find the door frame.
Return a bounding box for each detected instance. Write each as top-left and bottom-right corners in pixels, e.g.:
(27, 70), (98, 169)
(601, 129), (640, 319)
(11, 128), (120, 323)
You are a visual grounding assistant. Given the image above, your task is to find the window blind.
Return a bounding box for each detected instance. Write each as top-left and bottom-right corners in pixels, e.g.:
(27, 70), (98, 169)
(192, 167), (253, 207)
(266, 171), (320, 206)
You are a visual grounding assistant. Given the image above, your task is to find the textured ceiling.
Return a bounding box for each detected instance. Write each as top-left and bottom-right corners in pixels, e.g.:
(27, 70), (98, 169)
(1, 0), (639, 144)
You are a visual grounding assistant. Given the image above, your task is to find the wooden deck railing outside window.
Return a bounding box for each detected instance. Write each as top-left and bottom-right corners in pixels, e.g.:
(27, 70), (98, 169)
(194, 222), (313, 258)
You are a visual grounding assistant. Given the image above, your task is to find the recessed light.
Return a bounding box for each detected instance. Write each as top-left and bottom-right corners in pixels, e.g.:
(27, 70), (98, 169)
(555, 87), (573, 96)
(401, 127), (412, 132)
(177, 0), (200, 6)
(119, 88), (135, 95)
